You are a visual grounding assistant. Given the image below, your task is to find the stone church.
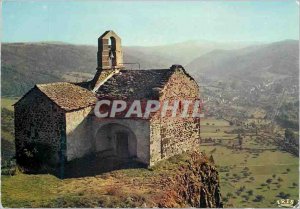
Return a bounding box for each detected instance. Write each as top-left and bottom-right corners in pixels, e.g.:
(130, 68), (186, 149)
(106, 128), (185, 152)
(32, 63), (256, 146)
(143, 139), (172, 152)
(14, 31), (201, 168)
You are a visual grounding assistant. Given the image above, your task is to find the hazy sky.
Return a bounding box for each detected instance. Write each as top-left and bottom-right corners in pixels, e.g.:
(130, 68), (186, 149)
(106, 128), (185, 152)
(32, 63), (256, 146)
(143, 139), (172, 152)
(3, 0), (299, 46)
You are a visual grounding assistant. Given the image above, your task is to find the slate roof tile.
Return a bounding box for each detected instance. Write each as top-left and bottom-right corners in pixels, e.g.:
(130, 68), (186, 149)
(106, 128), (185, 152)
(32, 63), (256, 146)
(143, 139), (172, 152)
(96, 69), (174, 100)
(36, 82), (97, 111)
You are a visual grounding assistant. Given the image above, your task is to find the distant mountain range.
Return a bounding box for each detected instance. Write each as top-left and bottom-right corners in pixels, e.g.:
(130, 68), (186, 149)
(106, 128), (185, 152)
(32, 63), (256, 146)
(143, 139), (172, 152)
(1, 40), (298, 96)
(186, 40), (299, 82)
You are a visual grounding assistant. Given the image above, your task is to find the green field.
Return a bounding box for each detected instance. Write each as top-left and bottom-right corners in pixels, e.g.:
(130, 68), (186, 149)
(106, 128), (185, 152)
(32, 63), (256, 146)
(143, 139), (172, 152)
(200, 117), (299, 208)
(200, 118), (238, 140)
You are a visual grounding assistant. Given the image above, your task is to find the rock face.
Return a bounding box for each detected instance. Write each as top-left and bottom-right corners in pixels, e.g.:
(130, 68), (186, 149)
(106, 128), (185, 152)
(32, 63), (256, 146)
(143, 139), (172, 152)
(156, 152), (223, 208)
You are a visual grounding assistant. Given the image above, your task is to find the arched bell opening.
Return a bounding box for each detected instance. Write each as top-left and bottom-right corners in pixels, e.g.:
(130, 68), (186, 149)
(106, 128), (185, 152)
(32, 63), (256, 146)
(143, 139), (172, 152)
(108, 36), (117, 68)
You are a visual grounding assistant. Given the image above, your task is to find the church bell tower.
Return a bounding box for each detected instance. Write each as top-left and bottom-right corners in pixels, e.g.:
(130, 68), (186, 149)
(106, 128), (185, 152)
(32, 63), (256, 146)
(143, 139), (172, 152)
(90, 30), (124, 92)
(97, 30), (124, 70)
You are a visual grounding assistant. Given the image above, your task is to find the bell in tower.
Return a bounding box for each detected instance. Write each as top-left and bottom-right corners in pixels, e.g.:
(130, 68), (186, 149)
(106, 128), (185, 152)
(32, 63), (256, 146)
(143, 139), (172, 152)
(97, 30), (124, 70)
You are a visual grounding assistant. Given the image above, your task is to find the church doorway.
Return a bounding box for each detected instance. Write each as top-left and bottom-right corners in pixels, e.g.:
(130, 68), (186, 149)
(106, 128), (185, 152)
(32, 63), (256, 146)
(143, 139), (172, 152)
(95, 123), (137, 159)
(115, 131), (129, 158)
(63, 123), (144, 177)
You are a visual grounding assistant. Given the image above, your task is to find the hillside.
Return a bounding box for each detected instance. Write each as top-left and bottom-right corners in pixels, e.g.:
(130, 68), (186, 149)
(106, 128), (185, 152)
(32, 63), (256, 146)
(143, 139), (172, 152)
(186, 40), (299, 82)
(1, 41), (252, 96)
(2, 151), (223, 208)
(1, 43), (172, 96)
(127, 41), (254, 66)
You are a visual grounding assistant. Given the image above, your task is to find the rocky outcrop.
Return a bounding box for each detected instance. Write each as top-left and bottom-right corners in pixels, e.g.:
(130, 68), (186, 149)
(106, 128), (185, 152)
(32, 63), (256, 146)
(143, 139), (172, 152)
(156, 152), (223, 208)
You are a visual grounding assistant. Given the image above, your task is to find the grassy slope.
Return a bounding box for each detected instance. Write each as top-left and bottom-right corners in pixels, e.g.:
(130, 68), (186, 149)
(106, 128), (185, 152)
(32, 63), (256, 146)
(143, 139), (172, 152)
(1, 154), (195, 208)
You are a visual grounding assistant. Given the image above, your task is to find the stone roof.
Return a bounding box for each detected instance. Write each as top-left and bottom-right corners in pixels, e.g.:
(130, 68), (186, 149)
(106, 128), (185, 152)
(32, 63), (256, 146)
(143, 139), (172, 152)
(96, 65), (191, 100)
(15, 65), (195, 111)
(36, 82), (97, 111)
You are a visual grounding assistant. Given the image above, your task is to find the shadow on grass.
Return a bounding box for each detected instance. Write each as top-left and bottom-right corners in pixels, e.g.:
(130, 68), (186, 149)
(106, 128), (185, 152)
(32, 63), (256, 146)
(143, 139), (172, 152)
(60, 154), (147, 179)
(18, 153), (147, 179)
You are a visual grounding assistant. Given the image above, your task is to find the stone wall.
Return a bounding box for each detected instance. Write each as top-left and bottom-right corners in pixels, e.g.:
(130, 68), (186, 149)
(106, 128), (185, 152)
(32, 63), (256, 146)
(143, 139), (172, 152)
(149, 120), (162, 165)
(65, 107), (94, 161)
(15, 87), (65, 164)
(150, 69), (201, 165)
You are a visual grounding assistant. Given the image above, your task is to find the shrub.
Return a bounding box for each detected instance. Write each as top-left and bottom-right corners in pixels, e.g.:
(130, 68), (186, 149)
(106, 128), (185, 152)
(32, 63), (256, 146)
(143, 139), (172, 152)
(106, 186), (123, 197)
(226, 192), (233, 198)
(266, 178), (272, 184)
(242, 195), (249, 201)
(253, 195), (264, 202)
(243, 172), (249, 177)
(238, 186), (246, 192)
(235, 190), (241, 196)
(1, 167), (16, 176)
(246, 190), (253, 196)
(276, 192), (290, 199)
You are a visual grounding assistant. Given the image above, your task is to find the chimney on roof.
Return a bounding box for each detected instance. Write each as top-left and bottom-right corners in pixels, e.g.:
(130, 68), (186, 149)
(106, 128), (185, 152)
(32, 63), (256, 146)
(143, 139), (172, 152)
(97, 30), (124, 71)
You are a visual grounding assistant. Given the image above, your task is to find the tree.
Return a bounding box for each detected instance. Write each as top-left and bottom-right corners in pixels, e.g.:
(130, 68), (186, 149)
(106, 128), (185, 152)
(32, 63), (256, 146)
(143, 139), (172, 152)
(277, 177), (283, 182)
(247, 190), (253, 196)
(266, 178), (272, 184)
(238, 186), (246, 192)
(238, 134), (243, 147)
(277, 192), (290, 199)
(253, 195), (264, 202)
